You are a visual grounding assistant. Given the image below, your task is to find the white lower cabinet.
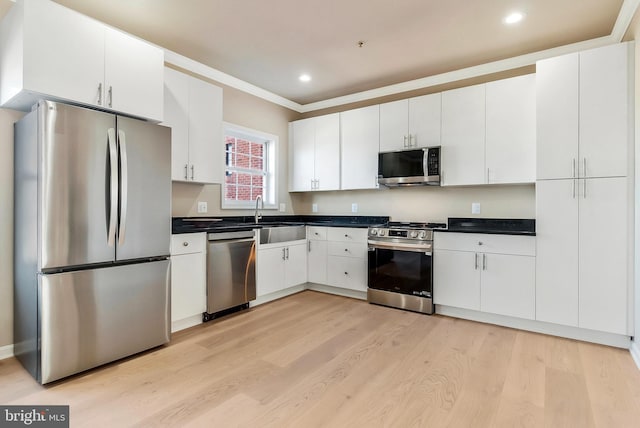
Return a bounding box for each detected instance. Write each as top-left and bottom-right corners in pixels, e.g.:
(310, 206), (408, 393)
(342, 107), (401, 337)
(325, 228), (368, 292)
(434, 232), (535, 320)
(257, 241), (307, 297)
(170, 233), (206, 331)
(307, 227), (328, 284)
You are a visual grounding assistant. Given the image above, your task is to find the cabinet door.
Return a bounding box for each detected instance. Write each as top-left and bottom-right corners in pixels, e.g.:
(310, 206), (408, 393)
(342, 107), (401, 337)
(171, 252), (206, 322)
(535, 179), (579, 326)
(481, 254), (535, 320)
(485, 74), (536, 184)
(257, 247), (285, 296)
(536, 53), (579, 180)
(408, 93), (441, 148)
(314, 113), (340, 191)
(289, 118), (316, 191)
(441, 84), (486, 186)
(327, 256), (367, 291)
(340, 105), (380, 190)
(579, 43), (630, 179)
(23, 0), (105, 107)
(308, 240), (328, 285)
(379, 99), (408, 152)
(189, 76), (223, 184)
(579, 177), (628, 334)
(433, 249), (480, 310)
(104, 27), (164, 121)
(285, 243), (308, 287)
(163, 68), (190, 181)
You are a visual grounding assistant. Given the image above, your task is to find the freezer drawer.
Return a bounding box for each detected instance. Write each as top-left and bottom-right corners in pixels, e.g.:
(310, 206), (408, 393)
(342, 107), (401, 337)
(38, 260), (170, 384)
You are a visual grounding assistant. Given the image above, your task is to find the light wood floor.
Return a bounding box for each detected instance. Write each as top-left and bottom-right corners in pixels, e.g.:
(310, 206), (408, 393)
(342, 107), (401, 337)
(2, 291), (640, 427)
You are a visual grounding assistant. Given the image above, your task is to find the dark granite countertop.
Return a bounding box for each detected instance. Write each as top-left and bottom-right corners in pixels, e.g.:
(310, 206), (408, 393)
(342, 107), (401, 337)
(435, 217), (536, 236)
(172, 215), (389, 234)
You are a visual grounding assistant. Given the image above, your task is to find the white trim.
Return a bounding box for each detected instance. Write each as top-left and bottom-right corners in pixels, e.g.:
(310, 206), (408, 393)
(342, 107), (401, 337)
(171, 314), (202, 333)
(631, 341), (640, 370)
(437, 305), (632, 349)
(250, 284), (306, 306)
(612, 0), (640, 42)
(306, 283), (367, 301)
(0, 344), (14, 360)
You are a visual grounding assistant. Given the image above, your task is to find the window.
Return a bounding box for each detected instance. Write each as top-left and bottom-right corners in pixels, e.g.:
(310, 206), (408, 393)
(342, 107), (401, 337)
(222, 123), (277, 209)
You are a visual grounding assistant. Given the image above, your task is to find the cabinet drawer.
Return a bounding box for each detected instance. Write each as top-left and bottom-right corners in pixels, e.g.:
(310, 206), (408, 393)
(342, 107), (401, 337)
(327, 256), (367, 291)
(434, 232), (535, 256)
(327, 241), (367, 258)
(327, 227), (368, 243)
(171, 233), (206, 255)
(307, 226), (328, 240)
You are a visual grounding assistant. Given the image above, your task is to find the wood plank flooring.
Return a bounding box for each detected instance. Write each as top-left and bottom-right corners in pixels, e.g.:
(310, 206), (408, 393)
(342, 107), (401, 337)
(1, 290), (640, 427)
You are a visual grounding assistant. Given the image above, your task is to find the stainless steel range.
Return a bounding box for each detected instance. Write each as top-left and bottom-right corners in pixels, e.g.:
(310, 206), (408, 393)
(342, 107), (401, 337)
(367, 222), (446, 314)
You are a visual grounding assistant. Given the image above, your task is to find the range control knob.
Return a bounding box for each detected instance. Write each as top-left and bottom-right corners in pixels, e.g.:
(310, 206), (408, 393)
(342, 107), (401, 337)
(419, 231), (427, 239)
(379, 229), (386, 236)
(410, 230), (418, 238)
(370, 228), (378, 236)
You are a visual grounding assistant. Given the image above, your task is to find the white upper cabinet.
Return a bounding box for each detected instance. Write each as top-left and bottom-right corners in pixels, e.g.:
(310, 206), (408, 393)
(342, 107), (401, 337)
(537, 43), (632, 180)
(0, 0), (164, 121)
(340, 105), (380, 190)
(163, 67), (223, 184)
(441, 84), (486, 186)
(289, 114), (340, 192)
(485, 74), (536, 184)
(379, 94), (441, 152)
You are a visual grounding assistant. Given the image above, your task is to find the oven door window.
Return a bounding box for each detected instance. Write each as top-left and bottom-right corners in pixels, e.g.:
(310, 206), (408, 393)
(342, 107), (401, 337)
(368, 248), (432, 297)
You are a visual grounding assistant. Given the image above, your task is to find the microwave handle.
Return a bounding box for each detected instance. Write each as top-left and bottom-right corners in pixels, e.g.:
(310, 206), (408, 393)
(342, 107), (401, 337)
(423, 149), (428, 177)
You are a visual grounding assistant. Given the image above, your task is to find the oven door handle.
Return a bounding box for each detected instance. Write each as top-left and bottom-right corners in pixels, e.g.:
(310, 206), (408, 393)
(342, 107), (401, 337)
(368, 241), (432, 254)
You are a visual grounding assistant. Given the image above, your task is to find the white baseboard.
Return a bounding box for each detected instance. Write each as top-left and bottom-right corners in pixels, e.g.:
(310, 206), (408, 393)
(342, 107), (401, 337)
(631, 341), (640, 370)
(171, 314), (203, 333)
(306, 283), (367, 301)
(250, 284), (307, 307)
(437, 305), (632, 349)
(0, 344), (14, 360)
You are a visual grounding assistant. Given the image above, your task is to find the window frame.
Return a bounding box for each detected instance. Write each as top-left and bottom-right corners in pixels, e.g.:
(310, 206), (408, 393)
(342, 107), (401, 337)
(221, 122), (278, 210)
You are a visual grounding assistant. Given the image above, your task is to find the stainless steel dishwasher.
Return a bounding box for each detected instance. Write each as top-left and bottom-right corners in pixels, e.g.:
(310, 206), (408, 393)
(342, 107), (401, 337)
(203, 230), (256, 321)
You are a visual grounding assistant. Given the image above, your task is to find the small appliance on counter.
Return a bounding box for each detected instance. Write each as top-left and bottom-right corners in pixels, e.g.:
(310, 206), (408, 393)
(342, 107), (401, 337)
(367, 221), (446, 314)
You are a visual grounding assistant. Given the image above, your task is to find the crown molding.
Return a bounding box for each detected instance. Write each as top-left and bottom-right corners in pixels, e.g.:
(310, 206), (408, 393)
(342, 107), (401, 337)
(162, 0), (640, 114)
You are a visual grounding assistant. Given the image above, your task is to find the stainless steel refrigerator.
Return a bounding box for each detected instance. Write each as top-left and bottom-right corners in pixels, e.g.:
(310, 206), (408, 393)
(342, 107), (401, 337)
(14, 100), (172, 384)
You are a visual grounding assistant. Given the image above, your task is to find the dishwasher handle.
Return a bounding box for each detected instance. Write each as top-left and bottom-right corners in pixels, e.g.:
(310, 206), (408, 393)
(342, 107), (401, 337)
(208, 237), (256, 244)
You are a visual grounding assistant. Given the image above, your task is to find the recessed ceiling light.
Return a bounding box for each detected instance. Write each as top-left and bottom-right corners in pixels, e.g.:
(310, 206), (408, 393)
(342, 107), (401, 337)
(504, 12), (524, 25)
(299, 74), (312, 82)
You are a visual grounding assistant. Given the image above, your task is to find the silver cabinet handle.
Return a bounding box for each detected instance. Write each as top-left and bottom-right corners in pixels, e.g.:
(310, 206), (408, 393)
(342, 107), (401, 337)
(97, 83), (103, 105)
(486, 168), (490, 183)
(117, 129), (129, 246)
(191, 165), (195, 180)
(572, 179), (576, 199)
(286, 247), (289, 260)
(108, 86), (113, 108)
(344, 248), (348, 252)
(308, 241), (311, 252)
(183, 242), (189, 247)
(583, 178), (587, 199)
(583, 158), (587, 178)
(478, 241), (483, 246)
(106, 128), (118, 247)
(572, 158), (576, 178)
(403, 135), (408, 148)
(282, 248), (286, 260)
(184, 164), (188, 180)
(344, 271), (348, 275)
(474, 253), (478, 270)
(344, 234), (349, 238)
(482, 253), (487, 270)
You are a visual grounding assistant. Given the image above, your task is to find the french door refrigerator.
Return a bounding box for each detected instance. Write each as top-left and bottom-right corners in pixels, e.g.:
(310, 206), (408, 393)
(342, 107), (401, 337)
(14, 100), (172, 384)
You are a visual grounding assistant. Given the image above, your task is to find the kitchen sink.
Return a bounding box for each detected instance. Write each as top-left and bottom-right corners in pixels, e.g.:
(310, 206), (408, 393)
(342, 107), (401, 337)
(258, 225), (306, 244)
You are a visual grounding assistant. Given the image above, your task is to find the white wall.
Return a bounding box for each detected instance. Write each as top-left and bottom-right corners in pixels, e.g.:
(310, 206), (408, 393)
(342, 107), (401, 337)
(0, 108), (24, 348)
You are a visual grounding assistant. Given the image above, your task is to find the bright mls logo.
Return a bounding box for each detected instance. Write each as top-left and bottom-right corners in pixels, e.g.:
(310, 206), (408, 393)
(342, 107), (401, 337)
(0, 406), (69, 427)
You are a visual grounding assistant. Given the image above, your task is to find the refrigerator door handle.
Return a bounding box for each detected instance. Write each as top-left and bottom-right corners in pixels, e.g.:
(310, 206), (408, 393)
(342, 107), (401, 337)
(107, 128), (119, 247)
(118, 129), (129, 246)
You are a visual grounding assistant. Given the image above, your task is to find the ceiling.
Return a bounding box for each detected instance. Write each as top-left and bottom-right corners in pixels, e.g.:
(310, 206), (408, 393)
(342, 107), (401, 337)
(0, 0), (628, 106)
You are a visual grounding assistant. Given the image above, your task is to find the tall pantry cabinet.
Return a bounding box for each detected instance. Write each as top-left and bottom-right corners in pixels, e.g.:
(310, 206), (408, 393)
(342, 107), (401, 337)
(535, 42), (633, 335)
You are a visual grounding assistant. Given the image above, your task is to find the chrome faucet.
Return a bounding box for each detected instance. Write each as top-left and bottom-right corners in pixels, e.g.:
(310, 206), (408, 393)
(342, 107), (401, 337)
(254, 195), (263, 223)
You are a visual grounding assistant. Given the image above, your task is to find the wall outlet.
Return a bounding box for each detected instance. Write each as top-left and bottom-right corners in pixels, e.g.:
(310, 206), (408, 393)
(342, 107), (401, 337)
(351, 203), (358, 213)
(279, 203), (286, 212)
(197, 201), (208, 213)
(471, 202), (481, 214)
(312, 203), (318, 213)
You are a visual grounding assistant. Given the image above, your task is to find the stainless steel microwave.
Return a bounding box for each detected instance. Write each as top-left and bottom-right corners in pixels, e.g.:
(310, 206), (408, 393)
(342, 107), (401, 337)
(378, 147), (441, 187)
